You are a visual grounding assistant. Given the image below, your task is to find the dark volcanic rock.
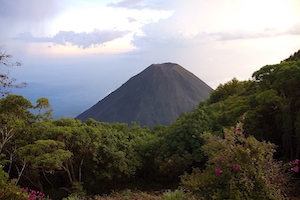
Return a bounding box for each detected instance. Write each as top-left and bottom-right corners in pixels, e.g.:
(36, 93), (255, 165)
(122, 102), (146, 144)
(76, 63), (213, 128)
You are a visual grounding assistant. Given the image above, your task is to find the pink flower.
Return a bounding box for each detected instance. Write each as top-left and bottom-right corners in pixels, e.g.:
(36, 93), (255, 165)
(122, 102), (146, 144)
(292, 159), (300, 165)
(220, 157), (226, 162)
(292, 166), (299, 173)
(266, 179), (271, 184)
(232, 164), (241, 171)
(215, 168), (223, 176)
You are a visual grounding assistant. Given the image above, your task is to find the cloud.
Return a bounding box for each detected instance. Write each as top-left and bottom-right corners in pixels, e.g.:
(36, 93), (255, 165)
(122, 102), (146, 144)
(12, 29), (131, 49)
(12, 32), (52, 42)
(0, 45), (6, 50)
(287, 23), (300, 35)
(209, 29), (284, 41)
(132, 12), (298, 50)
(0, 0), (59, 22)
(209, 23), (300, 41)
(107, 0), (168, 10)
(127, 17), (137, 23)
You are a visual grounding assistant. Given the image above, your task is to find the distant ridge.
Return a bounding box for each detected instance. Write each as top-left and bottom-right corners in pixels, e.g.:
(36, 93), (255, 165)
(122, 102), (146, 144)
(76, 63), (213, 128)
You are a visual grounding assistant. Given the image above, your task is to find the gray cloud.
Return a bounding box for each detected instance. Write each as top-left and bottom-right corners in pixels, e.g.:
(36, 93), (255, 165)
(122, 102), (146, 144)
(0, 45), (6, 50)
(12, 32), (52, 42)
(107, 0), (168, 10)
(0, 0), (59, 22)
(12, 29), (131, 49)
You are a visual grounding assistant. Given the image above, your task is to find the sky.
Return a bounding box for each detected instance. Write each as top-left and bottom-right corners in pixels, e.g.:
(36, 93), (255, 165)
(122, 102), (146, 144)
(1, 0), (300, 118)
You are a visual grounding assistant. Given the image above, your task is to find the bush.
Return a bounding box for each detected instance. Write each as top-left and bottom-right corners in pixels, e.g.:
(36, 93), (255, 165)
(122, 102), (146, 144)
(181, 123), (288, 200)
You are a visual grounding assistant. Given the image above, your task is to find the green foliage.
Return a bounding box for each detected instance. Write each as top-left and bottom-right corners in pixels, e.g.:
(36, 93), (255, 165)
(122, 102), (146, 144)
(282, 49), (300, 62)
(17, 139), (72, 172)
(35, 98), (53, 121)
(204, 79), (256, 130)
(181, 123), (288, 200)
(0, 94), (35, 123)
(92, 129), (142, 180)
(208, 78), (247, 104)
(62, 195), (83, 200)
(248, 59), (300, 159)
(161, 189), (187, 200)
(156, 108), (210, 180)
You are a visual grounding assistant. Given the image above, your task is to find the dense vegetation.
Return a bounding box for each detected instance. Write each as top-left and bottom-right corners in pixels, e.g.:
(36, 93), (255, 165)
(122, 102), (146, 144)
(1, 50), (300, 199)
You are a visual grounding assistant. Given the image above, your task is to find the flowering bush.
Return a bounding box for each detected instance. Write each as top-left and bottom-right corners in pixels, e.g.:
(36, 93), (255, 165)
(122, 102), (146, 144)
(23, 189), (51, 200)
(0, 165), (28, 199)
(0, 165), (51, 200)
(291, 159), (300, 173)
(181, 123), (288, 200)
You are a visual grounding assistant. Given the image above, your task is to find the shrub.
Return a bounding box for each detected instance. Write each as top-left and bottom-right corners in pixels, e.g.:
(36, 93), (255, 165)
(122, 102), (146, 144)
(181, 123), (288, 200)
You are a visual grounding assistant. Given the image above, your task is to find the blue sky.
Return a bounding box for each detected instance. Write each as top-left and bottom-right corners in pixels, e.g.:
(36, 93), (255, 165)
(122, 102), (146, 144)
(1, 0), (300, 118)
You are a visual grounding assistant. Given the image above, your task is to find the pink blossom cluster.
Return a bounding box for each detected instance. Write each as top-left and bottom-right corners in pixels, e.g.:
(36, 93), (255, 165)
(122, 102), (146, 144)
(291, 159), (299, 173)
(232, 164), (241, 171)
(234, 127), (242, 135)
(220, 157), (226, 162)
(23, 189), (48, 200)
(215, 168), (223, 176)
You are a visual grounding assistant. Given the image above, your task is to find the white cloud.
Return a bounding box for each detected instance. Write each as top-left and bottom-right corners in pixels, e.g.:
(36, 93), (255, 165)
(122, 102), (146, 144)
(107, 0), (169, 10)
(125, 0), (300, 90)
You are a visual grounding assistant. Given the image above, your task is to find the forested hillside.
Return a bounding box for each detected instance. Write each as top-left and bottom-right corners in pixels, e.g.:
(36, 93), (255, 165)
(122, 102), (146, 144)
(1, 50), (300, 199)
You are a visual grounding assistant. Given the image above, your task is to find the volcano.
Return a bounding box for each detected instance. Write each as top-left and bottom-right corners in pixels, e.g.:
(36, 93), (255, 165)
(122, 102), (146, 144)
(76, 63), (213, 128)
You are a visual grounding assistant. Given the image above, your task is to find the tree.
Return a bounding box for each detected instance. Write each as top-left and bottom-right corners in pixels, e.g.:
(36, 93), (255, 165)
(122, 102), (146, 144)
(0, 52), (27, 96)
(35, 98), (53, 121)
(0, 95), (35, 177)
(282, 49), (300, 62)
(17, 140), (72, 192)
(156, 108), (211, 181)
(248, 60), (300, 159)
